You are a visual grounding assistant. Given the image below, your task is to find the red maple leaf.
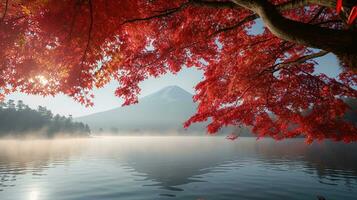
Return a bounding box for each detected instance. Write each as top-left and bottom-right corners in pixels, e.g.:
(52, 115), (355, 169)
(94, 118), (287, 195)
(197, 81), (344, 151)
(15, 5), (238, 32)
(0, 0), (356, 142)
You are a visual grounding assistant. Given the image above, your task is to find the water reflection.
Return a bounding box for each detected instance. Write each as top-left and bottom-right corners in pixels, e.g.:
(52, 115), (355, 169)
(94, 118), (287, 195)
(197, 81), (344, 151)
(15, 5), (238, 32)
(0, 137), (356, 199)
(253, 139), (357, 186)
(0, 139), (87, 190)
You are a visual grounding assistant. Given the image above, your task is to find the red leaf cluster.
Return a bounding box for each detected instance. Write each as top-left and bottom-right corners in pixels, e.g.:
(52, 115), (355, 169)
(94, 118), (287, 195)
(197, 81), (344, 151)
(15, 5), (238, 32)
(0, 0), (356, 142)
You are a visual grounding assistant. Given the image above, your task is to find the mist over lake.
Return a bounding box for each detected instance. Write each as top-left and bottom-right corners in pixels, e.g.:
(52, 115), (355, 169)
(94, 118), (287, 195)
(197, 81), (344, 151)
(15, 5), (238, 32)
(2, 0), (357, 199)
(1, 136), (357, 200)
(2, 86), (357, 200)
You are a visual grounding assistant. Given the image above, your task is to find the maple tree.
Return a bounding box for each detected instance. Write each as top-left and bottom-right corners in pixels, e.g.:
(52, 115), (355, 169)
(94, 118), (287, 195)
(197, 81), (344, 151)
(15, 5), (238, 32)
(0, 0), (356, 143)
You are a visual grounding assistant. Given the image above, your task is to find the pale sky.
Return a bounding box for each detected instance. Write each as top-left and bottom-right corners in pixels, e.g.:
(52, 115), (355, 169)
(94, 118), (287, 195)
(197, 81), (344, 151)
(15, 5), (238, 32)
(5, 20), (343, 118)
(7, 67), (204, 117)
(6, 53), (341, 117)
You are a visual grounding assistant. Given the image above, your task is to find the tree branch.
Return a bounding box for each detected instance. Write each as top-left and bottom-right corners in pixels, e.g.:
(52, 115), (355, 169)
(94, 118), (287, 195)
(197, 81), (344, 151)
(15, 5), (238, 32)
(212, 14), (258, 35)
(276, 0), (357, 10)
(256, 50), (328, 76)
(275, 50), (329, 69)
(121, 2), (189, 25)
(232, 0), (357, 56)
(79, 0), (93, 86)
(116, 0), (356, 69)
(190, 0), (237, 9)
(66, 3), (81, 41)
(277, 0), (335, 10)
(121, 0), (240, 25)
(308, 7), (325, 23)
(81, 0), (94, 65)
(1, 0), (9, 23)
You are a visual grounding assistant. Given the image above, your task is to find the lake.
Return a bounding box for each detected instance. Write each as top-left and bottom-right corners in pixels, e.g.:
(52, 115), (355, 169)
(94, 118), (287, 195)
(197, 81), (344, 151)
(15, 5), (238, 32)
(0, 136), (357, 200)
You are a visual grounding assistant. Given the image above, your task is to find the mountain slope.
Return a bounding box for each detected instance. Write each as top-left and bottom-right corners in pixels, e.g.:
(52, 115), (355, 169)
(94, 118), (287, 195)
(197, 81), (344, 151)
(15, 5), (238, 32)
(76, 86), (205, 133)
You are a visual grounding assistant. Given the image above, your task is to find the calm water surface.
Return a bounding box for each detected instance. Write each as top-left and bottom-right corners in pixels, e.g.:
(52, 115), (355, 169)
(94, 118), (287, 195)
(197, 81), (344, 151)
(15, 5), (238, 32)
(0, 136), (357, 200)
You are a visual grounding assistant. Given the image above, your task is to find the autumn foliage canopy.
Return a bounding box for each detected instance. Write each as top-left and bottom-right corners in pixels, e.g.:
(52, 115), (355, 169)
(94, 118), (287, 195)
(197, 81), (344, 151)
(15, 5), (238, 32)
(0, 0), (356, 142)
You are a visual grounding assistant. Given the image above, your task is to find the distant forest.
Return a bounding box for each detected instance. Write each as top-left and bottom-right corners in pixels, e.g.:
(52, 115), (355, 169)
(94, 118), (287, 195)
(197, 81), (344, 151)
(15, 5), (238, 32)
(0, 100), (90, 138)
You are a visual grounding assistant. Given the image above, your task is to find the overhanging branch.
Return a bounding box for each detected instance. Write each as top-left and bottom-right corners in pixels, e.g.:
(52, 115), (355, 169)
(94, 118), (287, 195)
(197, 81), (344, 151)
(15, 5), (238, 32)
(232, 0), (357, 57)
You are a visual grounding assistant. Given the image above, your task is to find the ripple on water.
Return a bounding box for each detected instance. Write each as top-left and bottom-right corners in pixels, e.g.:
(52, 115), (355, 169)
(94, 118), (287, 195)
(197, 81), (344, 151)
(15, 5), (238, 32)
(0, 137), (357, 200)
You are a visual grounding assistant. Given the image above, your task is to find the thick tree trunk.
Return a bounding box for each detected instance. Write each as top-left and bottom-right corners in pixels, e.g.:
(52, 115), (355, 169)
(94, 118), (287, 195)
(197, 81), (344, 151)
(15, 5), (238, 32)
(232, 0), (357, 70)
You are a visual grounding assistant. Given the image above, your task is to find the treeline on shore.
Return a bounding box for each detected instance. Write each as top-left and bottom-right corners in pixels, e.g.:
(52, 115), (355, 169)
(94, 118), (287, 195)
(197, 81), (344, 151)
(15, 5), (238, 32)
(0, 100), (90, 138)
